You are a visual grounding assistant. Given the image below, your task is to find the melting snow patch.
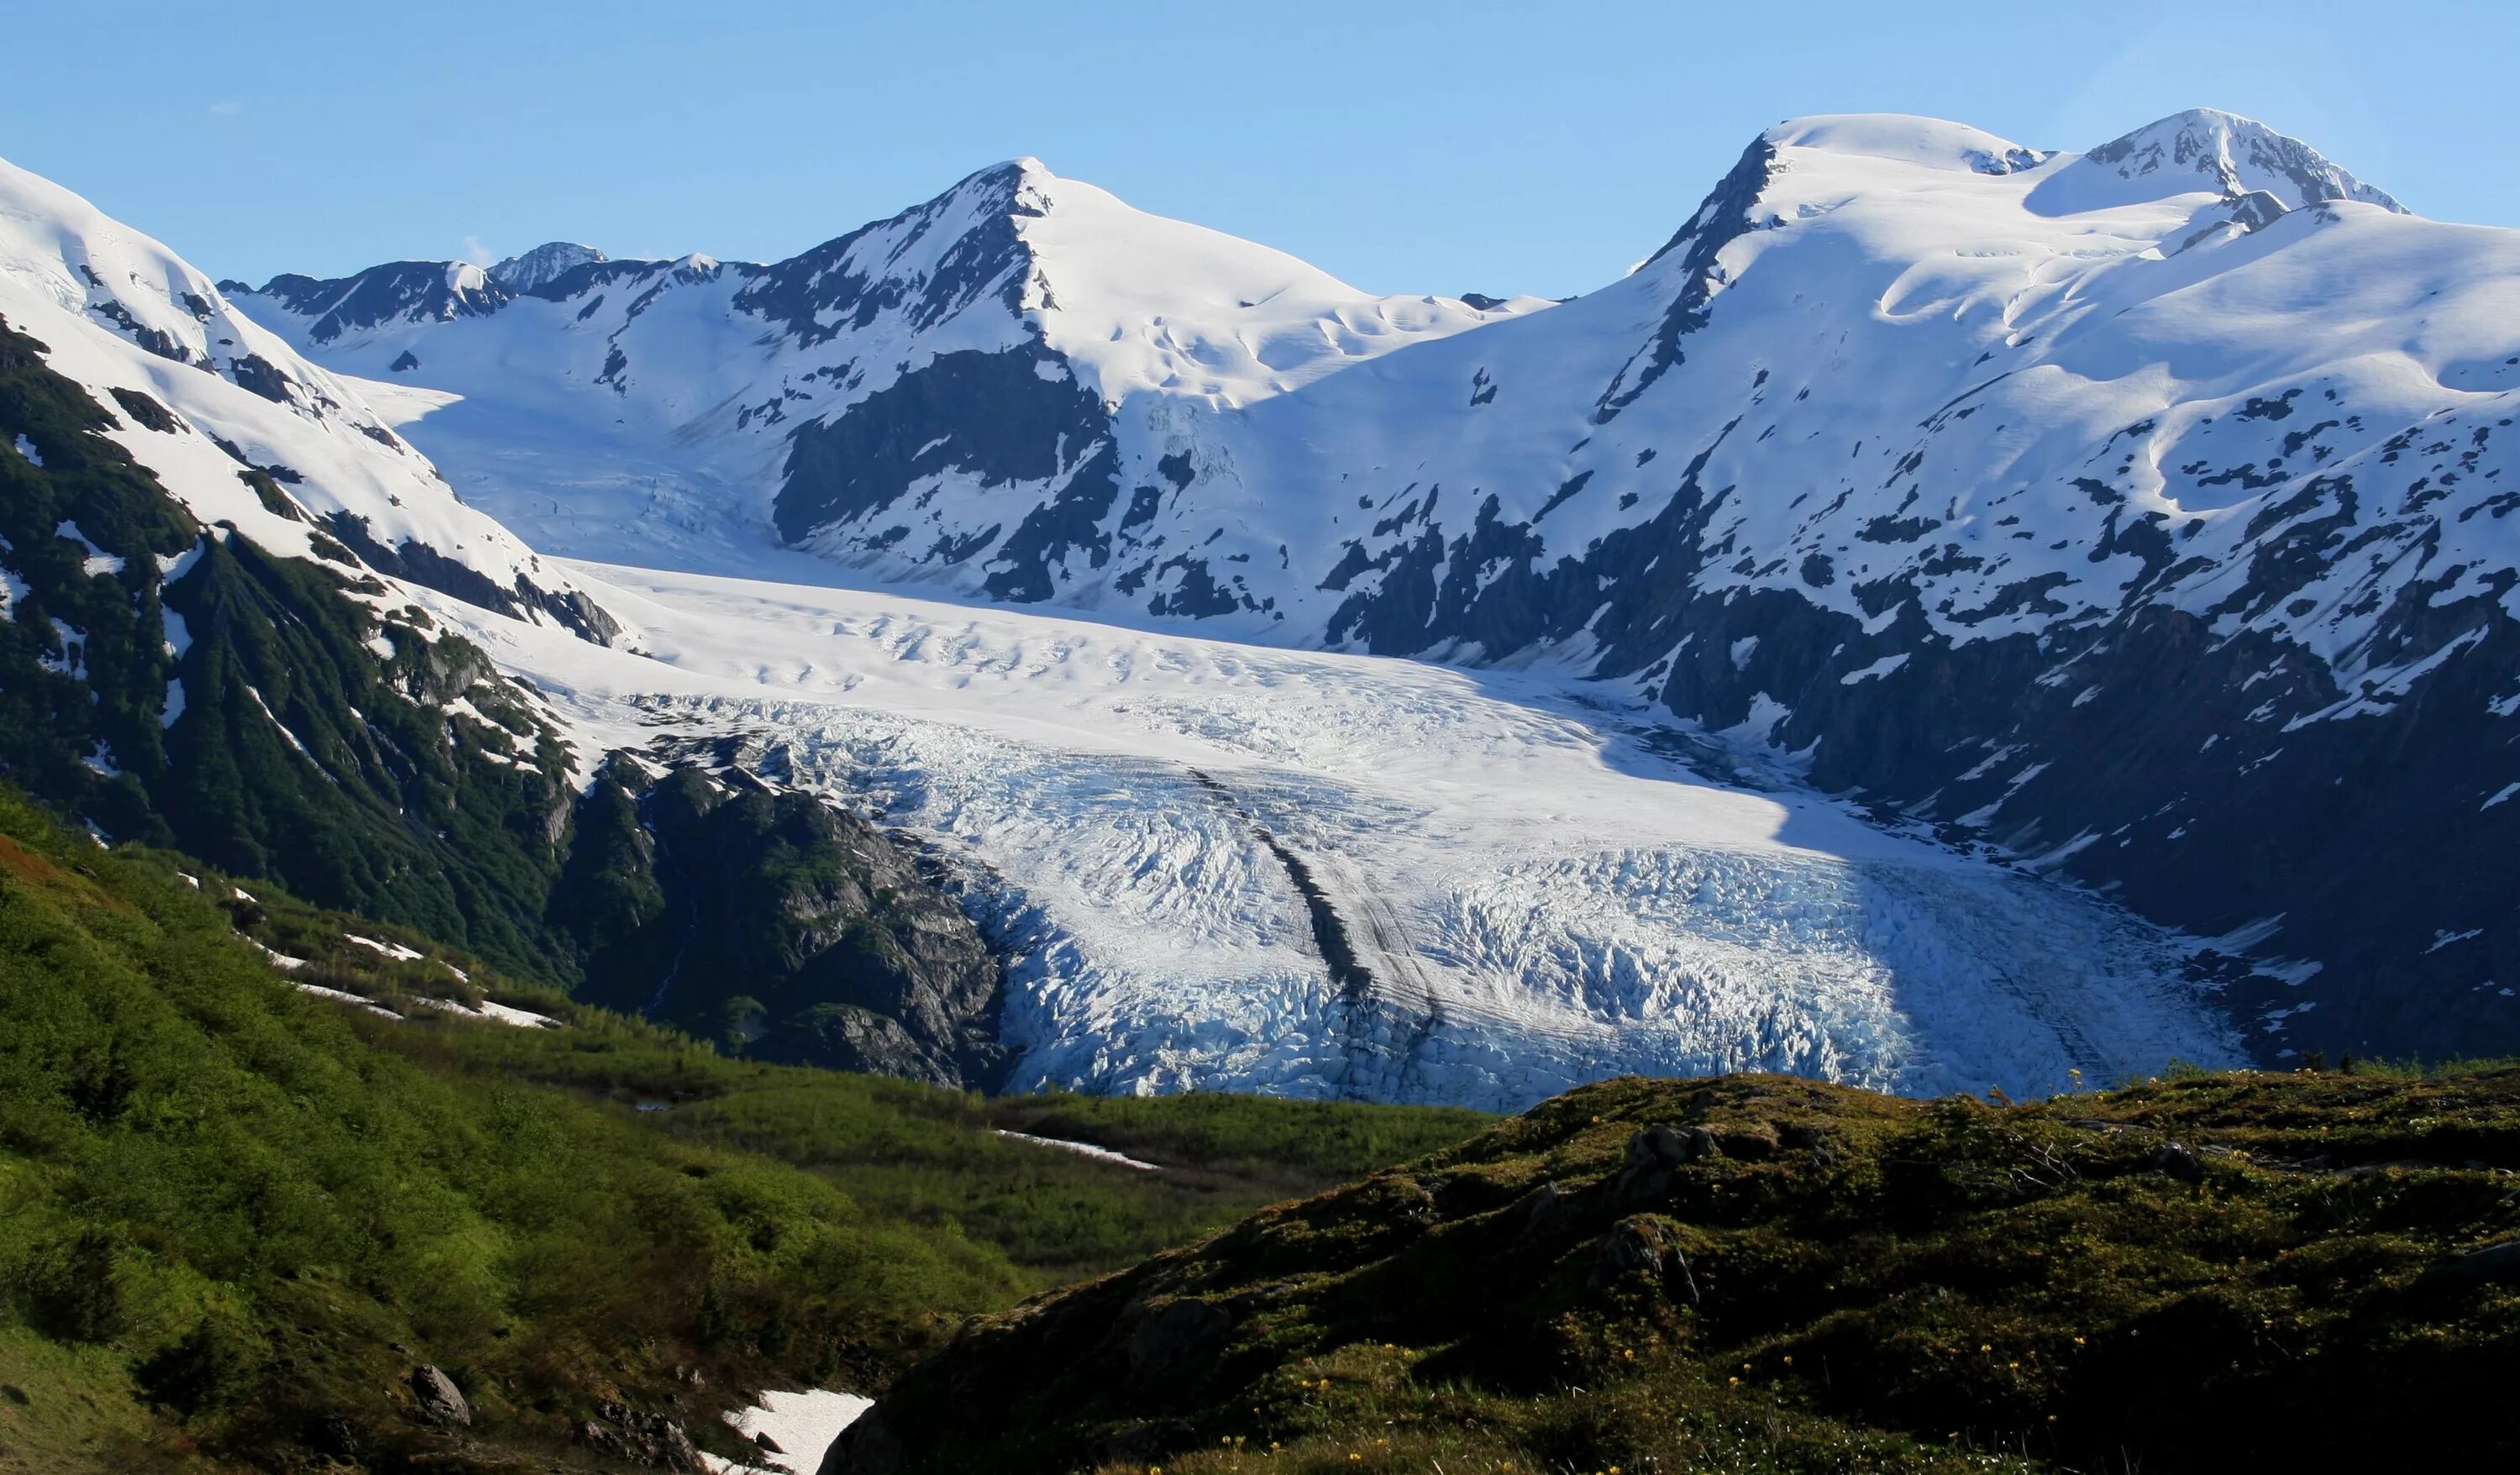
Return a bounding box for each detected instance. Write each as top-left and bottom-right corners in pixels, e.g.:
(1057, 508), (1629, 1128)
(2484, 783), (2520, 811)
(1840, 652), (1909, 685)
(701, 1388), (872, 1474)
(295, 981), (400, 1018)
(409, 995), (564, 1029)
(995, 1129), (1162, 1171)
(55, 520), (123, 578)
(344, 932), (425, 962)
(2427, 927), (2484, 954)
(10, 433), (39, 466)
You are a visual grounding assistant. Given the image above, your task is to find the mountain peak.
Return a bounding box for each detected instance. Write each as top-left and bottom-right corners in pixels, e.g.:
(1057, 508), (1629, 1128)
(2071, 108), (2405, 213)
(1763, 113), (2052, 176)
(491, 241), (608, 291)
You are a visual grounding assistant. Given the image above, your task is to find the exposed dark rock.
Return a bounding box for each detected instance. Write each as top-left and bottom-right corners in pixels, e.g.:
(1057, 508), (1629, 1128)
(773, 343), (1117, 601)
(255, 260), (511, 344)
(106, 386), (181, 433)
(1613, 1122), (1719, 1203)
(819, 1406), (906, 1475)
(319, 510), (619, 645)
(225, 354), (295, 404)
(582, 1401), (701, 1471)
(1588, 1213), (1697, 1304)
(1129, 1299), (1234, 1383)
(2418, 1238), (2520, 1287)
(409, 1365), (468, 1427)
(737, 162), (1029, 351)
(1594, 137), (1781, 421)
(550, 758), (1006, 1089)
(2150, 1142), (2207, 1184)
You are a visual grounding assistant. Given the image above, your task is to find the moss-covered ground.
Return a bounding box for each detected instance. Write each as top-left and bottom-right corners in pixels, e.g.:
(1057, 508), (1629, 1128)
(852, 1065), (2520, 1473)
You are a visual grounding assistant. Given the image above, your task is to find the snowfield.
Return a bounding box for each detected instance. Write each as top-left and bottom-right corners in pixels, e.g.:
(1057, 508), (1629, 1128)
(433, 559), (2240, 1110)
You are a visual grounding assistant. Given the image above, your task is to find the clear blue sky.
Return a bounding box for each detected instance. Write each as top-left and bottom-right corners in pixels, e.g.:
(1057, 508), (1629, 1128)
(7, 0), (2511, 298)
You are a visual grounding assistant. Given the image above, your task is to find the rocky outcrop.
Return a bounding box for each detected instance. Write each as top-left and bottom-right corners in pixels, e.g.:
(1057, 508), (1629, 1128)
(409, 1365), (469, 1427)
(550, 758), (1006, 1089)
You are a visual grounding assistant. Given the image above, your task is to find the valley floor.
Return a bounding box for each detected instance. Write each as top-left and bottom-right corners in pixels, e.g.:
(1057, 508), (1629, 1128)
(432, 555), (2242, 1110)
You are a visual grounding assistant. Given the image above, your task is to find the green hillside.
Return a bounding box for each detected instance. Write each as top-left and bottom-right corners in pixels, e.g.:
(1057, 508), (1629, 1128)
(0, 790), (1484, 1472)
(839, 1063), (2520, 1474)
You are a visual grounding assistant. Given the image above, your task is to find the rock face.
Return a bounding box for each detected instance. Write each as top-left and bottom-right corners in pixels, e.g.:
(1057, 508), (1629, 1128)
(409, 1365), (468, 1427)
(551, 758), (1006, 1088)
(575, 1402), (701, 1470)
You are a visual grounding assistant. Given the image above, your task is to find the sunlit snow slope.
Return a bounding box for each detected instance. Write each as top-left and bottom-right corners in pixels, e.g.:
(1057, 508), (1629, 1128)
(0, 155), (616, 641)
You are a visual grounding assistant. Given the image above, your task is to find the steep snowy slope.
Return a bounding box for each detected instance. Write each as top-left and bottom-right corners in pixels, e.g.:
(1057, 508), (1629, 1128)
(0, 157), (617, 641)
(0, 153), (606, 968)
(238, 109), (2520, 1063)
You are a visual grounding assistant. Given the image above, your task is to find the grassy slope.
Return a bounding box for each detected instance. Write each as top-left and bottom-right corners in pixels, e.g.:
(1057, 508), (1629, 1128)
(850, 1068), (2520, 1474)
(0, 790), (1486, 1472)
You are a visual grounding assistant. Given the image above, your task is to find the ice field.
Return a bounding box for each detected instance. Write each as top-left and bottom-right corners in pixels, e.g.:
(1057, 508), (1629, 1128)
(447, 560), (2243, 1110)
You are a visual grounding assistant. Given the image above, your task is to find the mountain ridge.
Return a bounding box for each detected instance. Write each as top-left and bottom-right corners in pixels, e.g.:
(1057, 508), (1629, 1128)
(218, 107), (2520, 1065)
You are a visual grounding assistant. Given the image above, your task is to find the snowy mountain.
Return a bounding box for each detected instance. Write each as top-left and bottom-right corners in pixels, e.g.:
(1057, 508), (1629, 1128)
(0, 155), (1022, 1081)
(0, 156), (618, 643)
(226, 159), (1550, 590)
(230, 108), (2520, 1066)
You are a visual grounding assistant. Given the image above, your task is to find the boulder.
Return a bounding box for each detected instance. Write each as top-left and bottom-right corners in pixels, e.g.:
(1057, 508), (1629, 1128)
(819, 1406), (907, 1475)
(410, 1364), (469, 1428)
(2418, 1238), (2520, 1287)
(1128, 1298), (1234, 1382)
(2150, 1142), (2207, 1184)
(1613, 1123), (1720, 1201)
(1588, 1214), (1701, 1304)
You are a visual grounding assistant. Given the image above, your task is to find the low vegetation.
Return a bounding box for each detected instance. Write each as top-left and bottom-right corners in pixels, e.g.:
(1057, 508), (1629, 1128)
(845, 1065), (2520, 1473)
(0, 789), (1485, 1472)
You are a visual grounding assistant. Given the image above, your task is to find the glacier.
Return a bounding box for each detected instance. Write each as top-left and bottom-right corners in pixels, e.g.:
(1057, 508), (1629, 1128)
(429, 559), (2243, 1110)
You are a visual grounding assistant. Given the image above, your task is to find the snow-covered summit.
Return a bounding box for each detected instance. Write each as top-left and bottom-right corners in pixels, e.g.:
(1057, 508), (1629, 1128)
(491, 240), (609, 292)
(996, 157), (1551, 403)
(1761, 113), (2052, 175)
(0, 151), (619, 643)
(2039, 107), (2406, 214)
